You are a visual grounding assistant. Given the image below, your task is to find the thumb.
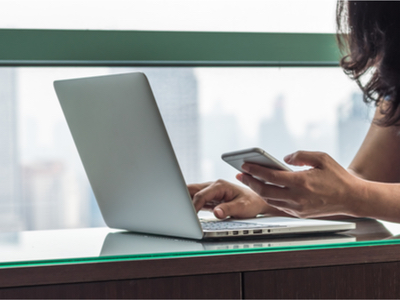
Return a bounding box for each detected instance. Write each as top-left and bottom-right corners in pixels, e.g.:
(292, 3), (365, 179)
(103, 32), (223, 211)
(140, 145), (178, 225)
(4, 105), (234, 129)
(213, 201), (243, 219)
(213, 206), (227, 219)
(284, 151), (328, 168)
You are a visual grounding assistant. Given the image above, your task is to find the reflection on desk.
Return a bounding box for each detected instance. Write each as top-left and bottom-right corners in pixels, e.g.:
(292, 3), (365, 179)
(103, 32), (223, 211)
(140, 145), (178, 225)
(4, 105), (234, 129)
(100, 232), (356, 257)
(0, 218), (398, 268)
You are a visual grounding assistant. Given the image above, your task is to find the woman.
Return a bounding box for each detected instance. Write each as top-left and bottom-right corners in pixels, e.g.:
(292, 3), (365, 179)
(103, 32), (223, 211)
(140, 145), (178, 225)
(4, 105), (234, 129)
(188, 0), (400, 223)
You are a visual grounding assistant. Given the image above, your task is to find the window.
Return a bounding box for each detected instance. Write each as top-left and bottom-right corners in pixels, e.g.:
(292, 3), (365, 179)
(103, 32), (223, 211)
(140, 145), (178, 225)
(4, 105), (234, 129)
(1, 1), (369, 232)
(1, 66), (368, 231)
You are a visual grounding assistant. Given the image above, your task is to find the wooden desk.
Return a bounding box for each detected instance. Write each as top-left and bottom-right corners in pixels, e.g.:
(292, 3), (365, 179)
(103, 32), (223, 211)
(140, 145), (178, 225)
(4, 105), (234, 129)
(1, 218), (400, 299)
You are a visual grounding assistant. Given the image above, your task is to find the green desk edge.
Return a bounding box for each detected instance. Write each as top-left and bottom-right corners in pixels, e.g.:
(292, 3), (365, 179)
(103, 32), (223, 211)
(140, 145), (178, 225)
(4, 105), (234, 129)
(0, 29), (341, 66)
(1, 238), (400, 269)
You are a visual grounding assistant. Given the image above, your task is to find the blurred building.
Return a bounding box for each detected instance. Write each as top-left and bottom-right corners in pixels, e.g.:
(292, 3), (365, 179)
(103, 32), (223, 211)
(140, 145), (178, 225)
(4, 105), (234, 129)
(22, 160), (92, 230)
(337, 92), (372, 167)
(22, 162), (65, 229)
(258, 95), (295, 159)
(202, 109), (241, 181)
(0, 68), (22, 231)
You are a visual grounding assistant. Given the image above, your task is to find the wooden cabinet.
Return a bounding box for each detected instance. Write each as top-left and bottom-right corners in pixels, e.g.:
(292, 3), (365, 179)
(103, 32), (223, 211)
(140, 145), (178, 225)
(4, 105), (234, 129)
(1, 219), (400, 298)
(2, 243), (400, 299)
(0, 273), (241, 299)
(244, 262), (400, 299)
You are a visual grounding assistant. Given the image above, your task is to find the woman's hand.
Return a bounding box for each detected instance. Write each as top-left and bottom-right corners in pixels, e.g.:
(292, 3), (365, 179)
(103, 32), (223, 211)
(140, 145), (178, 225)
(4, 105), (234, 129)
(237, 151), (365, 219)
(188, 180), (289, 219)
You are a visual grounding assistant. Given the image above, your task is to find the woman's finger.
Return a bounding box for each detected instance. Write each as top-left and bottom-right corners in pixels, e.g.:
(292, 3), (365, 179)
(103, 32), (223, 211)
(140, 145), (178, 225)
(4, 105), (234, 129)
(284, 151), (331, 168)
(192, 180), (233, 212)
(187, 182), (212, 197)
(238, 173), (290, 200)
(241, 163), (292, 186)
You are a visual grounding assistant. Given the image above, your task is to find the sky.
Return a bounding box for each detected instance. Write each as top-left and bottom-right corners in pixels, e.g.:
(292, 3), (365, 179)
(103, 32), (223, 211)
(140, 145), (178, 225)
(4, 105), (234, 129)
(0, 0), (337, 32)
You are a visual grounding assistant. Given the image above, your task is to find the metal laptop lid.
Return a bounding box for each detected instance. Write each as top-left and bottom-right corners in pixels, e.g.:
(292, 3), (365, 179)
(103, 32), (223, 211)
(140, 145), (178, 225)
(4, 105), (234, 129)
(54, 72), (203, 239)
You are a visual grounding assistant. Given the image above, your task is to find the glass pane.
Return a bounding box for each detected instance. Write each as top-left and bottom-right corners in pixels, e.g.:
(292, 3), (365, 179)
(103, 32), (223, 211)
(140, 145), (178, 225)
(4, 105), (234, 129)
(0, 66), (369, 232)
(0, 217), (400, 267)
(0, 0), (337, 33)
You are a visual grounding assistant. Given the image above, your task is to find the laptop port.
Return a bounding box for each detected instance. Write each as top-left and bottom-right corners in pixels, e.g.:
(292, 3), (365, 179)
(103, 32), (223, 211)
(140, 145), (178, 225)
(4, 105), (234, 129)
(243, 230), (249, 235)
(253, 229), (262, 234)
(217, 232), (228, 236)
(233, 231), (239, 235)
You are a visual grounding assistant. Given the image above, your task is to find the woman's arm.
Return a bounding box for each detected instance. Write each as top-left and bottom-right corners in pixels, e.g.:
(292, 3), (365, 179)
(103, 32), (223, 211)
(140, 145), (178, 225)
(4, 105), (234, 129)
(348, 107), (400, 182)
(342, 107), (400, 222)
(238, 107), (400, 223)
(189, 107), (400, 222)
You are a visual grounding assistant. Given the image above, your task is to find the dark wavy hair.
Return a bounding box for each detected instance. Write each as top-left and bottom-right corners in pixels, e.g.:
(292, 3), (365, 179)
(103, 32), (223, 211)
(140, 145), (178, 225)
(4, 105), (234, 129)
(336, 0), (400, 126)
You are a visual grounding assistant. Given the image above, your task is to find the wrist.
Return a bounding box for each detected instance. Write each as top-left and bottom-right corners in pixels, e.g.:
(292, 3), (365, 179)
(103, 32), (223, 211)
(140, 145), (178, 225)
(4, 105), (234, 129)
(342, 176), (370, 218)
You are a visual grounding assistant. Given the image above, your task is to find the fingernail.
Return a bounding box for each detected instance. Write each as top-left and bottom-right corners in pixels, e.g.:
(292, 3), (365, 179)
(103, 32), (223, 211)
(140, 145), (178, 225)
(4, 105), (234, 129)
(284, 154), (292, 162)
(214, 207), (225, 219)
(236, 173), (243, 182)
(237, 173), (248, 185)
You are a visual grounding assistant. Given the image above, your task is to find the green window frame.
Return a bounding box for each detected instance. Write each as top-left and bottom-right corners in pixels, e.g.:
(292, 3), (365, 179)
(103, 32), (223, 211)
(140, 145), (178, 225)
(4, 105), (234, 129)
(0, 29), (340, 66)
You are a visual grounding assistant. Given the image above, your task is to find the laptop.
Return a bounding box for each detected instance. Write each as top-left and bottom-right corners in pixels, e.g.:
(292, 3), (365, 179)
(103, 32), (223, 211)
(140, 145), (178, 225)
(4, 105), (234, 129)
(53, 72), (355, 240)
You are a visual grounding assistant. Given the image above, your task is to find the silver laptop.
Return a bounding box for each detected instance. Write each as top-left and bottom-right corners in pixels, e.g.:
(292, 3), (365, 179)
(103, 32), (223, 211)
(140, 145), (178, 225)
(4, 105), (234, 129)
(54, 72), (355, 240)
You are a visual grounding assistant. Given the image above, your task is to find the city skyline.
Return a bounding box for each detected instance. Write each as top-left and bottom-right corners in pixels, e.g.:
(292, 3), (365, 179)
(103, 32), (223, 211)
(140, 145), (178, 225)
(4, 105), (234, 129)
(0, 66), (366, 231)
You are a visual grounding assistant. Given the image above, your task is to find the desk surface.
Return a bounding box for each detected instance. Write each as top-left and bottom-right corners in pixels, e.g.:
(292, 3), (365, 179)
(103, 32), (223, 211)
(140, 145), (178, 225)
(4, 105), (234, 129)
(0, 216), (399, 268)
(2, 217), (400, 298)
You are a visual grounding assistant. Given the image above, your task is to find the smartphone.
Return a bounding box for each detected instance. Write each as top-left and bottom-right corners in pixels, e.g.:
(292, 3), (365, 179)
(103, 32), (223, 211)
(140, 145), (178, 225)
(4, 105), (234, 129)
(221, 147), (292, 173)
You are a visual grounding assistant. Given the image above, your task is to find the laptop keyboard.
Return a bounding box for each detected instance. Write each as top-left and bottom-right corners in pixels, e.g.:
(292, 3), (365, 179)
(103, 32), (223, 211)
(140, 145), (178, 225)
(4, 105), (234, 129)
(201, 220), (284, 231)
